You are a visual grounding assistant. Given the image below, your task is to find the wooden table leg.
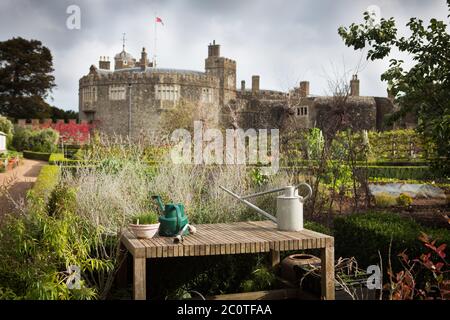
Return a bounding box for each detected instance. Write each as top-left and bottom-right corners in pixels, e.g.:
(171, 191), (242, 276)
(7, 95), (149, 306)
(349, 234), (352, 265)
(320, 238), (335, 300)
(133, 256), (146, 300)
(270, 249), (280, 268)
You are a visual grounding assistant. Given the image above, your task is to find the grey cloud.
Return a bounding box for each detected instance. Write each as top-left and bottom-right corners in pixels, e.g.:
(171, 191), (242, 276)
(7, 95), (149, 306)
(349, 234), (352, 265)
(0, 0), (448, 110)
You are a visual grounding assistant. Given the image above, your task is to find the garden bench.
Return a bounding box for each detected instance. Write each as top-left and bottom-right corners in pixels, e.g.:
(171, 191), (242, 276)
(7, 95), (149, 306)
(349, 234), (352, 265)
(120, 220), (335, 300)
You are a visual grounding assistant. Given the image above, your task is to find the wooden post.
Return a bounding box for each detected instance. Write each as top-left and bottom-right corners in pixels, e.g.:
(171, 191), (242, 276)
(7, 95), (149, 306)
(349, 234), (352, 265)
(320, 238), (335, 300)
(133, 257), (146, 300)
(270, 249), (280, 268)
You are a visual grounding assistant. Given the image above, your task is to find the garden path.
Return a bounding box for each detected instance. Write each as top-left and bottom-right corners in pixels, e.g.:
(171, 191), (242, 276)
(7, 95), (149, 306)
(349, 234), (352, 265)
(0, 159), (46, 219)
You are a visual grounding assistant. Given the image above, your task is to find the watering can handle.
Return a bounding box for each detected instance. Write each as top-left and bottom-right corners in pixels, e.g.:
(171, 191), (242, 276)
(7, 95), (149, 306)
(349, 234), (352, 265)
(295, 183), (312, 201)
(174, 205), (182, 230)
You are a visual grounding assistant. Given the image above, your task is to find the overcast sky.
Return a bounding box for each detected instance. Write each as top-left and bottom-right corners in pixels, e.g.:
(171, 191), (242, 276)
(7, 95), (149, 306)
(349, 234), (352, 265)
(0, 0), (448, 111)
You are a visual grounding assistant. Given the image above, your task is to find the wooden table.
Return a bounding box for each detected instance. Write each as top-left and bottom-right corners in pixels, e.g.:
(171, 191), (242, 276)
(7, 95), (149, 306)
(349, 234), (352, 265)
(120, 220), (335, 300)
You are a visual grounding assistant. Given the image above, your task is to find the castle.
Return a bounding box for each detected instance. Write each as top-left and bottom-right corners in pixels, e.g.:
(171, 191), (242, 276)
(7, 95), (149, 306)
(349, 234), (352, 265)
(79, 41), (236, 139)
(79, 41), (399, 140)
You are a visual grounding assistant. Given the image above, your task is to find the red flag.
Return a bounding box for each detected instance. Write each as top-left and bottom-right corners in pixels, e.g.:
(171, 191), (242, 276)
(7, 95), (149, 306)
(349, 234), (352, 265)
(155, 17), (164, 26)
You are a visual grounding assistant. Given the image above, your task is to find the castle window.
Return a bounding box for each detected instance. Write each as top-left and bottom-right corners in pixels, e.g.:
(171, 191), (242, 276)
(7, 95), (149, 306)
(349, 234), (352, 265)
(82, 86), (97, 104)
(109, 85), (126, 100)
(297, 106), (308, 117)
(201, 88), (214, 103)
(155, 84), (180, 101)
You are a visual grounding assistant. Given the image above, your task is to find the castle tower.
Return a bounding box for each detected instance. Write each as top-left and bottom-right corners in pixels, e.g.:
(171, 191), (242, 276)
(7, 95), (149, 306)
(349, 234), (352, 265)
(205, 40), (237, 106)
(299, 81), (310, 97)
(114, 33), (136, 70)
(140, 47), (149, 70)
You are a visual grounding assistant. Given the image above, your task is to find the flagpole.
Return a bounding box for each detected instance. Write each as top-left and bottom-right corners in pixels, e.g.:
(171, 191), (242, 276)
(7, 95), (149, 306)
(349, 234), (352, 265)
(154, 12), (157, 67)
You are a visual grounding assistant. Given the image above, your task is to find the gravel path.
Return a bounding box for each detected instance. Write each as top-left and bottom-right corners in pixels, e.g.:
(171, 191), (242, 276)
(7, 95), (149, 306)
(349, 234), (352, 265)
(0, 159), (46, 218)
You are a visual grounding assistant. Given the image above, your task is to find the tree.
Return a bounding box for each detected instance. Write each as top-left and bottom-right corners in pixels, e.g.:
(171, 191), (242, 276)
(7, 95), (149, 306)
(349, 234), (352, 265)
(0, 37), (55, 119)
(338, 0), (450, 177)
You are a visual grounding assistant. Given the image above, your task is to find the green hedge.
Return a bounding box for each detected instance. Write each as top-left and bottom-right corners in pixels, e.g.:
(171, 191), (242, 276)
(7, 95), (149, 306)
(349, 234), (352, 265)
(48, 153), (65, 164)
(334, 212), (450, 270)
(29, 165), (61, 201)
(49, 153), (97, 167)
(365, 166), (435, 180)
(23, 151), (51, 161)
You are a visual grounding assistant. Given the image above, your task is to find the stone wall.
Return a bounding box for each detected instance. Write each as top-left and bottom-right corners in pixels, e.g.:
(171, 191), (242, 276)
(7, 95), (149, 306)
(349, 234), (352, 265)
(79, 69), (221, 139)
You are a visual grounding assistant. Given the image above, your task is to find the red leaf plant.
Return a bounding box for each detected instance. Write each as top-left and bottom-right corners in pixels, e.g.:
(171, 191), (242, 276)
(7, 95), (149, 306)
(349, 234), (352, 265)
(385, 233), (449, 300)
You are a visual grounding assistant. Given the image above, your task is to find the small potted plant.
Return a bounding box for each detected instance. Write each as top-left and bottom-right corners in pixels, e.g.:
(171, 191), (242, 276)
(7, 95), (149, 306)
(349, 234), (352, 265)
(130, 211), (160, 239)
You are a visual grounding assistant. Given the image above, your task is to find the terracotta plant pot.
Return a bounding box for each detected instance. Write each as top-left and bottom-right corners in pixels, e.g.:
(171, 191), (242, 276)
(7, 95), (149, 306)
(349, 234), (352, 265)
(129, 223), (160, 239)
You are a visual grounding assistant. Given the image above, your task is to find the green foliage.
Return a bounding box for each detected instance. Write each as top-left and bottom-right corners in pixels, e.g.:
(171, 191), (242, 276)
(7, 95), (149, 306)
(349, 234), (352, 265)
(48, 153), (65, 164)
(397, 193), (413, 207)
(158, 254), (268, 299)
(0, 37), (56, 119)
(133, 211), (159, 225)
(0, 166), (120, 300)
(239, 267), (276, 293)
(0, 115), (13, 147)
(306, 128), (324, 160)
(304, 221), (333, 236)
(334, 212), (450, 271)
(13, 127), (59, 153)
(29, 165), (60, 201)
(374, 192), (397, 207)
(366, 166), (435, 180)
(22, 150), (51, 161)
(249, 167), (269, 187)
(367, 130), (433, 161)
(338, 4), (450, 177)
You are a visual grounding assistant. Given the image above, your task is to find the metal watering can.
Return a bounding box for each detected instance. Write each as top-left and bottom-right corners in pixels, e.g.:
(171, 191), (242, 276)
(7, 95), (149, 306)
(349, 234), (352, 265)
(219, 183), (312, 231)
(152, 196), (189, 237)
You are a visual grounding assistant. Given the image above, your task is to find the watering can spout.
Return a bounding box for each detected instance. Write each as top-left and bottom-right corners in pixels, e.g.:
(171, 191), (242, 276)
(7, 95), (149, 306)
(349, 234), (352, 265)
(151, 195), (165, 213)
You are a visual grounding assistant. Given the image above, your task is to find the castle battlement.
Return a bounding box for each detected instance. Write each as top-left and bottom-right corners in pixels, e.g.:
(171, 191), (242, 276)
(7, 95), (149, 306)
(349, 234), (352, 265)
(79, 40), (237, 139)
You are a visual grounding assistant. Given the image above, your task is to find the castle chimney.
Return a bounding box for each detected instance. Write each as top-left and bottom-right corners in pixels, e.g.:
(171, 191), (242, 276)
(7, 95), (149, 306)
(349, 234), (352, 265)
(99, 56), (111, 70)
(299, 81), (310, 98)
(208, 40), (221, 57)
(140, 47), (148, 70)
(241, 80), (246, 92)
(252, 75), (260, 95)
(350, 74), (360, 96)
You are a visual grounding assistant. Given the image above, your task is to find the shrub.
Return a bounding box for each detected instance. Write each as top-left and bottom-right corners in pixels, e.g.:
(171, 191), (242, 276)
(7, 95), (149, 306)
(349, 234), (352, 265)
(397, 193), (413, 207)
(12, 127), (59, 153)
(48, 153), (65, 164)
(240, 266), (276, 292)
(334, 212), (450, 271)
(304, 221), (332, 235)
(374, 192), (397, 207)
(22, 150), (51, 161)
(0, 116), (14, 147)
(29, 165), (60, 201)
(365, 166), (435, 180)
(0, 185), (109, 300)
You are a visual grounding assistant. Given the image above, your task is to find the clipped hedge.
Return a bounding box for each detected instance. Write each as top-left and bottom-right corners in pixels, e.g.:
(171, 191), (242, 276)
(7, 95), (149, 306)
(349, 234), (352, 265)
(334, 212), (450, 270)
(48, 153), (65, 164)
(23, 151), (51, 161)
(49, 153), (97, 167)
(365, 166), (435, 180)
(29, 165), (61, 201)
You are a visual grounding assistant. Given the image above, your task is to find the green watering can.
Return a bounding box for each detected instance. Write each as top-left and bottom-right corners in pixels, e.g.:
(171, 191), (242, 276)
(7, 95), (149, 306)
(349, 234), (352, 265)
(152, 196), (189, 237)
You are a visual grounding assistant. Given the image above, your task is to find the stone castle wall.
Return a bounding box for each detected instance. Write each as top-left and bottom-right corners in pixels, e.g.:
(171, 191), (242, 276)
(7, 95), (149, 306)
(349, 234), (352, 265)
(79, 70), (222, 139)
